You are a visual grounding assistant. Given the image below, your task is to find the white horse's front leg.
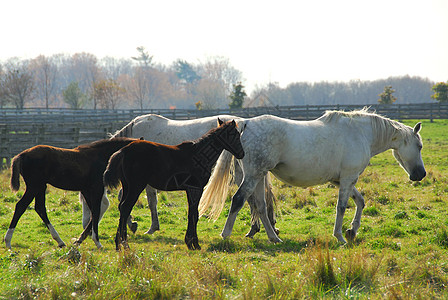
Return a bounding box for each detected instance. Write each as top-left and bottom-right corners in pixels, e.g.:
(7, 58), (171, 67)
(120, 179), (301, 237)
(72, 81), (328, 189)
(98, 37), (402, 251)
(333, 178), (357, 243)
(345, 187), (365, 241)
(222, 179), (258, 239)
(99, 190), (110, 222)
(81, 193), (90, 229)
(81, 191), (110, 230)
(145, 186), (160, 234)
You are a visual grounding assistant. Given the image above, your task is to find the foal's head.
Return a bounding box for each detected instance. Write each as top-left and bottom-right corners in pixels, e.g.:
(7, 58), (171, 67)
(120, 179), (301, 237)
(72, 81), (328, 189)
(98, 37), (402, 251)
(392, 122), (426, 181)
(215, 119), (245, 159)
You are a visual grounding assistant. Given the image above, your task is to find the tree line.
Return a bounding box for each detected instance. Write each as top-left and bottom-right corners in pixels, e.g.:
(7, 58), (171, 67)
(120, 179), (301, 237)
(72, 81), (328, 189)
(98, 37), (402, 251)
(0, 47), (442, 110)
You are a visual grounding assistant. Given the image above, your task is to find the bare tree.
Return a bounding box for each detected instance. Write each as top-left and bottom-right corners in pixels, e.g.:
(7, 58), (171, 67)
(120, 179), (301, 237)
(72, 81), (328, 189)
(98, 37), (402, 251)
(199, 56), (242, 95)
(127, 66), (150, 109)
(2, 59), (35, 109)
(71, 53), (103, 109)
(194, 78), (226, 109)
(30, 55), (58, 108)
(94, 79), (125, 109)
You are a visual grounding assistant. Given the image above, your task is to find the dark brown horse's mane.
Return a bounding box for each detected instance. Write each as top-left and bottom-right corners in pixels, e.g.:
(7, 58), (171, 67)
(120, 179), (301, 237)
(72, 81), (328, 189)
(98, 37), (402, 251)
(190, 120), (234, 144)
(75, 137), (137, 150)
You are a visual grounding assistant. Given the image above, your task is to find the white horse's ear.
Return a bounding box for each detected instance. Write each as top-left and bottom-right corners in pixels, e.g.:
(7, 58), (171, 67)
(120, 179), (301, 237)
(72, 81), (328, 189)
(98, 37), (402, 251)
(413, 122), (422, 134)
(218, 118), (224, 126)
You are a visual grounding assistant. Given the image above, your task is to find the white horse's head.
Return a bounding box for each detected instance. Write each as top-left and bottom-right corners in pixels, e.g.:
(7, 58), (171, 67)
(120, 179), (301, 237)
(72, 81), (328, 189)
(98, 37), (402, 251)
(392, 122), (426, 181)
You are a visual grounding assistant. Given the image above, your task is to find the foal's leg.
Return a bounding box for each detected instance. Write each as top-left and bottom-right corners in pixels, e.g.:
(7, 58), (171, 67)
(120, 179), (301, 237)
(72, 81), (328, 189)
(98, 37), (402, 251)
(185, 188), (203, 250)
(5, 188), (37, 249)
(116, 182), (146, 250)
(333, 177), (358, 243)
(345, 186), (365, 241)
(34, 186), (66, 247)
(144, 186), (160, 234)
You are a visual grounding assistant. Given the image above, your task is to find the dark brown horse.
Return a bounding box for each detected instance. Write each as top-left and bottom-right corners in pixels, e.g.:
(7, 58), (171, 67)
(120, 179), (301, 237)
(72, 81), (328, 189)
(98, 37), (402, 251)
(104, 119), (245, 250)
(5, 137), (139, 249)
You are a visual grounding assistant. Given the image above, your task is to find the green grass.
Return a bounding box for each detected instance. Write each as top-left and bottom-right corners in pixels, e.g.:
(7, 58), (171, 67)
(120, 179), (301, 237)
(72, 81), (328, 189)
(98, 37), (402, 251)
(0, 119), (447, 299)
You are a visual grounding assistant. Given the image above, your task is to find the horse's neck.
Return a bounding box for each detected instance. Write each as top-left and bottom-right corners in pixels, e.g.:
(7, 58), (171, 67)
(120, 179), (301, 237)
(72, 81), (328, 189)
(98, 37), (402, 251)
(367, 118), (398, 156)
(193, 135), (224, 171)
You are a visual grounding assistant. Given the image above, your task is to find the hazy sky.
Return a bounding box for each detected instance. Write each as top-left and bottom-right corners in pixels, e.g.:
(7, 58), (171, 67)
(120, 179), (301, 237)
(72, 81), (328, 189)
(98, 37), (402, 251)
(1, 0), (447, 93)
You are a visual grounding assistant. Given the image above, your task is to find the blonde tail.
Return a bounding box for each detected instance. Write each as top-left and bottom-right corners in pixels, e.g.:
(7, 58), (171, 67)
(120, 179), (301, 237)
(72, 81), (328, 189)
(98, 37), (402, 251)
(198, 150), (234, 220)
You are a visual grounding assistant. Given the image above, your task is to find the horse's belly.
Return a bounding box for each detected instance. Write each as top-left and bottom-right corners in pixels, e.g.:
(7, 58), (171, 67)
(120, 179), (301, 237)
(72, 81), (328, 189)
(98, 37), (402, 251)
(271, 164), (334, 187)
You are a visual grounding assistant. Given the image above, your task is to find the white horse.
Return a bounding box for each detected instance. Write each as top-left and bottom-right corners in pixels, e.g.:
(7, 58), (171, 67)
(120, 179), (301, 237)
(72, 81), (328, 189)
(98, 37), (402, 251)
(199, 109), (426, 243)
(81, 114), (278, 237)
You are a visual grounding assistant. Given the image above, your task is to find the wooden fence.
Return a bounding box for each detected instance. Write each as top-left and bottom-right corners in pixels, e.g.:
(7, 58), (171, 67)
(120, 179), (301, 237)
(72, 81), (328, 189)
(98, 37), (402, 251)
(1, 102), (447, 167)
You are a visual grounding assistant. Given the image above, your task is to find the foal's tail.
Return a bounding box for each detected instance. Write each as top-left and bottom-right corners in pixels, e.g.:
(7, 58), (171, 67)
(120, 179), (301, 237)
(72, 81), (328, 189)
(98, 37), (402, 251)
(103, 150), (124, 189)
(10, 154), (22, 192)
(198, 150), (234, 220)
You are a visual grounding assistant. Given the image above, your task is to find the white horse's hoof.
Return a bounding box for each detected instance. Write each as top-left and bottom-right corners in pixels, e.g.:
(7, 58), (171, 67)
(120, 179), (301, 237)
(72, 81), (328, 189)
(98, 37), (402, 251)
(270, 237), (283, 243)
(333, 233), (347, 244)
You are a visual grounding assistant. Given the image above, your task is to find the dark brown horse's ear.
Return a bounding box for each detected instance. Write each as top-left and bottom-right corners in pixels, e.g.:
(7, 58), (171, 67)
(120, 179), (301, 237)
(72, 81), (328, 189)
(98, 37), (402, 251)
(218, 118), (224, 126)
(231, 120), (236, 127)
(139, 137), (144, 140)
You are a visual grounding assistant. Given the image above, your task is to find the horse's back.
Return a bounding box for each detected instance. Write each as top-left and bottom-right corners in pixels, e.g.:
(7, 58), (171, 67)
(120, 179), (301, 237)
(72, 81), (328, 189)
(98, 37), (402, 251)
(241, 114), (370, 187)
(132, 114), (240, 145)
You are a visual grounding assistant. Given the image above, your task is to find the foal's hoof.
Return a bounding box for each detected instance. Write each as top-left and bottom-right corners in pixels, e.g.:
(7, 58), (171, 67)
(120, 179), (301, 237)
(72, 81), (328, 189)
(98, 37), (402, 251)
(345, 229), (356, 242)
(185, 237), (201, 250)
(130, 222), (138, 234)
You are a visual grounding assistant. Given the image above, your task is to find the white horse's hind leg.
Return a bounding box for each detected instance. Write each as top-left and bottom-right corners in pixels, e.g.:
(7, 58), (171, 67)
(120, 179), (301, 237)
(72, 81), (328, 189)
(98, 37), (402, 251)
(252, 179), (282, 243)
(144, 186), (160, 234)
(333, 178), (357, 243)
(345, 187), (365, 241)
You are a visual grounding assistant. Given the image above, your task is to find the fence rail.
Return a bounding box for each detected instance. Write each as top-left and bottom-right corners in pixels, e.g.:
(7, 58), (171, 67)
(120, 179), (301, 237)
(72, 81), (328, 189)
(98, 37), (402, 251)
(1, 102), (447, 167)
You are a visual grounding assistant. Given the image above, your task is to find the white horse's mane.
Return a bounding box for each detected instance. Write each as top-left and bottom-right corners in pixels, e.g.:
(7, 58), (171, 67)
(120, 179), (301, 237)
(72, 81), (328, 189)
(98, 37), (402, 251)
(319, 108), (416, 145)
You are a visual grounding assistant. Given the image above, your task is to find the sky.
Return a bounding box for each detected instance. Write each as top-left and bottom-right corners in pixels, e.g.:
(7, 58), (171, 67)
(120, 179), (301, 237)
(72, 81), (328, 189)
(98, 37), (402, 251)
(1, 0), (447, 93)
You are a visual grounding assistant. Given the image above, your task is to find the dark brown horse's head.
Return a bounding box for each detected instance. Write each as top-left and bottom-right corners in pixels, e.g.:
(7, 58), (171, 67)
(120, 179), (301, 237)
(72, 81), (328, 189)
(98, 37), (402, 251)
(217, 118), (245, 159)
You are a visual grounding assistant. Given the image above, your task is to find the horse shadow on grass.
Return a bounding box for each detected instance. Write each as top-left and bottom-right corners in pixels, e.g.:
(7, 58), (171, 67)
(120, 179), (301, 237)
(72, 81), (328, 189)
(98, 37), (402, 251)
(206, 237), (333, 254)
(130, 234), (184, 247)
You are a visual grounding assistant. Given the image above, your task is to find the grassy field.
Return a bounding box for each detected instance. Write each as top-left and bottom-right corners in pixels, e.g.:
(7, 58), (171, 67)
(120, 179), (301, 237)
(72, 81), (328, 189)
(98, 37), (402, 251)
(0, 119), (447, 299)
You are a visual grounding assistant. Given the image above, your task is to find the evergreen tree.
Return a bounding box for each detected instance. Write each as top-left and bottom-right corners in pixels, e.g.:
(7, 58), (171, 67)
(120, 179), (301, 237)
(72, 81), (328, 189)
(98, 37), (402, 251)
(229, 82), (246, 109)
(378, 85), (397, 104)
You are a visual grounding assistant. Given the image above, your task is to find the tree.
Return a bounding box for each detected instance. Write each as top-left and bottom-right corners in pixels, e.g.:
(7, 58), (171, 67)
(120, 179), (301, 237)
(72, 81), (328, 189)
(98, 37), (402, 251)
(71, 52), (102, 109)
(132, 46), (153, 67)
(228, 82), (246, 109)
(431, 82), (448, 102)
(2, 59), (35, 109)
(94, 79), (125, 109)
(63, 82), (87, 109)
(378, 85), (397, 104)
(174, 60), (201, 83)
(30, 55), (58, 108)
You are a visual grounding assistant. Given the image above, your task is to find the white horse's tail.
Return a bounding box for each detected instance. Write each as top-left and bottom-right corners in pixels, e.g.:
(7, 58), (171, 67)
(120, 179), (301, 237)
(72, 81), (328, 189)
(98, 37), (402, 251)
(198, 150), (234, 220)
